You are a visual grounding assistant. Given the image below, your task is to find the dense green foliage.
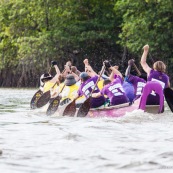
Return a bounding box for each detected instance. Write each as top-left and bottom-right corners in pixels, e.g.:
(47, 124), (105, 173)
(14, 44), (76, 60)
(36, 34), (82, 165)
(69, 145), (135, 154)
(0, 0), (173, 87)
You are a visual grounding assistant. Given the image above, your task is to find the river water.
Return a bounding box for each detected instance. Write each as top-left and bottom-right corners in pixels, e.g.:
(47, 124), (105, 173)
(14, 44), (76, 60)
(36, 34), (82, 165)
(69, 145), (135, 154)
(0, 88), (173, 173)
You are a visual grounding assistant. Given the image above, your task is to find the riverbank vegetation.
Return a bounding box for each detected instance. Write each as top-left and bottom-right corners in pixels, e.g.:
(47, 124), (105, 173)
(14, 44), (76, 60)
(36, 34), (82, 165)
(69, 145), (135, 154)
(0, 0), (173, 87)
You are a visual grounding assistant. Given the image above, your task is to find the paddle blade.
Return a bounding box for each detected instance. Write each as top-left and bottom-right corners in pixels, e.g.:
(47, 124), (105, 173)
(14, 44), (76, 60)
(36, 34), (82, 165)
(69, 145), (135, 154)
(164, 88), (173, 112)
(30, 90), (43, 109)
(77, 97), (91, 117)
(60, 98), (71, 106)
(36, 91), (51, 108)
(62, 100), (76, 117)
(46, 96), (61, 116)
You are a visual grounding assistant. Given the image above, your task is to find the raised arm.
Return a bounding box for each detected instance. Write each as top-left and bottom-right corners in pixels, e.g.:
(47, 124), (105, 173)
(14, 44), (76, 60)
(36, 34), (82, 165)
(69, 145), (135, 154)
(125, 59), (135, 77)
(71, 71), (80, 82)
(50, 61), (60, 83)
(140, 44), (151, 75)
(62, 64), (70, 77)
(83, 59), (97, 77)
(109, 66), (122, 81)
(103, 60), (122, 81)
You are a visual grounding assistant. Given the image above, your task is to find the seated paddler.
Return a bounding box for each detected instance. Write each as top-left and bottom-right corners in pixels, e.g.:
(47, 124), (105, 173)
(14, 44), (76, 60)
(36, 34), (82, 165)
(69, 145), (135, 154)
(124, 59), (146, 101)
(92, 60), (129, 106)
(40, 61), (60, 93)
(74, 59), (105, 108)
(50, 63), (79, 98)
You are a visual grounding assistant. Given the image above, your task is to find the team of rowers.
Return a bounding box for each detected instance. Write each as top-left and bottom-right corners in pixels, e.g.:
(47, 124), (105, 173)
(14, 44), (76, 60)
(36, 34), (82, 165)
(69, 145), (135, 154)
(39, 44), (170, 110)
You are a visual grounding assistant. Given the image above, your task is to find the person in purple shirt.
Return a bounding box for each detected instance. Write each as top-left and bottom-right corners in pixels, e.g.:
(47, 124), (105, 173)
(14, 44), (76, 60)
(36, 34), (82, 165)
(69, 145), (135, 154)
(124, 59), (146, 101)
(122, 81), (135, 102)
(92, 61), (129, 106)
(75, 58), (105, 108)
(140, 44), (170, 105)
(77, 72), (105, 108)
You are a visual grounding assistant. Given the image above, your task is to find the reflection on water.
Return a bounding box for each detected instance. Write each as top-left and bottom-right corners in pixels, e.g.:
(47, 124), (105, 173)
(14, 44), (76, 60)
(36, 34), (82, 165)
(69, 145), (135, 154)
(0, 88), (173, 173)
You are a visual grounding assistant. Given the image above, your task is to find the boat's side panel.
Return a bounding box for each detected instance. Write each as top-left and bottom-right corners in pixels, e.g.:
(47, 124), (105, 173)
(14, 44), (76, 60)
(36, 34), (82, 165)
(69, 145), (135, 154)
(86, 105), (161, 118)
(55, 98), (161, 117)
(86, 101), (139, 118)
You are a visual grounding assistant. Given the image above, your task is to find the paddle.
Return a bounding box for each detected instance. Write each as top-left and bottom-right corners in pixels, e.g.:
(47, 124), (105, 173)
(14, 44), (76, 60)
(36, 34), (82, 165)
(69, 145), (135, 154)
(133, 63), (141, 76)
(30, 89), (43, 109)
(30, 67), (52, 109)
(62, 99), (77, 117)
(164, 88), (173, 112)
(36, 82), (58, 108)
(60, 98), (71, 106)
(76, 65), (106, 117)
(149, 53), (155, 64)
(46, 84), (66, 116)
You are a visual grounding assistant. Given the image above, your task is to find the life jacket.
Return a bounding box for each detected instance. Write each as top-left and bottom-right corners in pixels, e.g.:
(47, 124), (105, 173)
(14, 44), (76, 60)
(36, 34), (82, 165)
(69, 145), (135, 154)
(43, 81), (58, 93)
(61, 83), (79, 100)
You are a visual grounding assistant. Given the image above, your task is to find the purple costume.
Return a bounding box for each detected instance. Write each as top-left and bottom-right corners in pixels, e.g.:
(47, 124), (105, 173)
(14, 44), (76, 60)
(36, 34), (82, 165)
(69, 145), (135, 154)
(147, 69), (169, 89)
(123, 82), (135, 102)
(77, 76), (105, 108)
(146, 70), (169, 105)
(127, 75), (146, 97)
(101, 76), (129, 105)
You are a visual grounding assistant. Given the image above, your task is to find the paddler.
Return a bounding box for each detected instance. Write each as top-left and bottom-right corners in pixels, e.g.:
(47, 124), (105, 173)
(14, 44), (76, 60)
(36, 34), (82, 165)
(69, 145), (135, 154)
(41, 61), (60, 93)
(74, 59), (105, 108)
(50, 63), (80, 98)
(92, 60), (129, 106)
(140, 44), (170, 105)
(124, 59), (146, 101)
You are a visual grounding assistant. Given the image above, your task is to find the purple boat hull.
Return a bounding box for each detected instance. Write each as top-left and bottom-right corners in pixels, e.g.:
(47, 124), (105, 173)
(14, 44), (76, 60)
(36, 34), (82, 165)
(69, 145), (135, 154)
(57, 97), (161, 118)
(76, 99), (161, 118)
(84, 101), (139, 118)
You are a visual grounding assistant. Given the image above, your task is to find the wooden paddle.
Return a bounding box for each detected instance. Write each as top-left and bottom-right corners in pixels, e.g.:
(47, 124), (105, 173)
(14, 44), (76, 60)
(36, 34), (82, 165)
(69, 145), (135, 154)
(62, 99), (77, 117)
(46, 84), (66, 116)
(149, 53), (155, 64)
(30, 67), (52, 109)
(60, 98), (71, 106)
(76, 65), (106, 117)
(30, 89), (43, 109)
(36, 82), (58, 108)
(133, 63), (141, 76)
(164, 88), (173, 112)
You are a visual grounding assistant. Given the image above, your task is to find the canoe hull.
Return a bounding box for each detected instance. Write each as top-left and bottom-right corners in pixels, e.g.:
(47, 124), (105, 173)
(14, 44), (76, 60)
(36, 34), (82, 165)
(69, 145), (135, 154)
(54, 98), (161, 118)
(84, 101), (140, 118)
(86, 103), (134, 118)
(77, 98), (161, 118)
